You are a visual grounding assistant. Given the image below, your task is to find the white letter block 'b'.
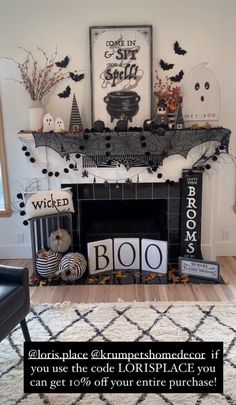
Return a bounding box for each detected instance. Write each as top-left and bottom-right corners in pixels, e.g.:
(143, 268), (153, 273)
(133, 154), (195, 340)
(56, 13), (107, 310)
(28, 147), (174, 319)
(88, 239), (113, 275)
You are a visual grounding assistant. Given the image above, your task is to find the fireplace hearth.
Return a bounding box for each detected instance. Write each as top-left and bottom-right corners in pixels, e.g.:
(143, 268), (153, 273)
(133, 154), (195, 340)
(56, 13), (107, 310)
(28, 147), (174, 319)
(62, 182), (182, 267)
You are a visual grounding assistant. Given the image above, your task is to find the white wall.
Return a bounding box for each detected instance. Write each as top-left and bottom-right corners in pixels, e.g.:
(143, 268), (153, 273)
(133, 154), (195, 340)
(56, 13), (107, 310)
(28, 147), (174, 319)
(0, 0), (235, 258)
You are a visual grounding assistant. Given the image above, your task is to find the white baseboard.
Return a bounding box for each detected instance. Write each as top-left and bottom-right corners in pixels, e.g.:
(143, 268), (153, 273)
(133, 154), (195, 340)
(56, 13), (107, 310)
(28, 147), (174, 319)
(215, 241), (236, 256)
(0, 244), (32, 259)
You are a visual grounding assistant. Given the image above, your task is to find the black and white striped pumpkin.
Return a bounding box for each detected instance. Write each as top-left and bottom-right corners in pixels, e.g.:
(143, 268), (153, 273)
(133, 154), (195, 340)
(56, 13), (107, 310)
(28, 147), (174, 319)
(58, 252), (87, 281)
(36, 250), (62, 278)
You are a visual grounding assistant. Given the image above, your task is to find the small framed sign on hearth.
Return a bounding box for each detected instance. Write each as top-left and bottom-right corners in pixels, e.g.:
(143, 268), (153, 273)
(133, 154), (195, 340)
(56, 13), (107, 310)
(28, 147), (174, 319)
(178, 257), (220, 282)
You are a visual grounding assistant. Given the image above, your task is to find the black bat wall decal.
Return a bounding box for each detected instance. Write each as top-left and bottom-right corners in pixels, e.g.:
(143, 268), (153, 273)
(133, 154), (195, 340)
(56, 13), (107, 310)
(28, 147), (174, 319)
(58, 85), (71, 98)
(174, 41), (187, 55)
(55, 56), (70, 68)
(169, 70), (184, 82)
(69, 72), (85, 82)
(160, 59), (174, 70)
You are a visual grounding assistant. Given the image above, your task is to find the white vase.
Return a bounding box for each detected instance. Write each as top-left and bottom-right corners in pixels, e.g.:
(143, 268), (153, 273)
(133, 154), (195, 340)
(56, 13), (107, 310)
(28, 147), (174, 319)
(28, 100), (45, 132)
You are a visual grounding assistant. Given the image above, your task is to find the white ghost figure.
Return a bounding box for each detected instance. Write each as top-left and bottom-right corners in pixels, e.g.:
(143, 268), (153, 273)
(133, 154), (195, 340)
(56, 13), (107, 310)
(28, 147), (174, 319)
(54, 117), (65, 133)
(43, 113), (54, 132)
(182, 63), (220, 127)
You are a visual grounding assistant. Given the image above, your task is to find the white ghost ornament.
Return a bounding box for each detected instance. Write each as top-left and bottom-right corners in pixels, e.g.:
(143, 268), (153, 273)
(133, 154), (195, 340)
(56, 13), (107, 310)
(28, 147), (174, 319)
(54, 117), (65, 132)
(182, 63), (220, 127)
(43, 113), (54, 132)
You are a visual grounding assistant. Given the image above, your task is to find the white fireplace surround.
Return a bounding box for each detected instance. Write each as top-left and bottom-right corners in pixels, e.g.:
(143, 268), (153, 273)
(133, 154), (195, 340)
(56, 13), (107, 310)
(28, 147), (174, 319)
(18, 133), (220, 260)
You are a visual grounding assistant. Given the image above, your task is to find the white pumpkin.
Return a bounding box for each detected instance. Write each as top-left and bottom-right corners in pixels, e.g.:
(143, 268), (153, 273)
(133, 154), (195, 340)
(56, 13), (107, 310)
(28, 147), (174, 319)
(49, 229), (71, 253)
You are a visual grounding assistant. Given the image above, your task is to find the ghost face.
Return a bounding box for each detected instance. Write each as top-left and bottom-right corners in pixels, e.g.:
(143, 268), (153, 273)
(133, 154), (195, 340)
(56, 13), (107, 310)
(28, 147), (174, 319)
(54, 117), (65, 132)
(183, 63), (220, 126)
(43, 113), (54, 132)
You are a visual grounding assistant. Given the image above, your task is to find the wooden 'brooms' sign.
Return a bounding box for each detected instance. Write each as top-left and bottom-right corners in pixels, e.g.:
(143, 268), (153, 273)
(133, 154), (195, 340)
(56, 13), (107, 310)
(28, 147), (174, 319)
(180, 169), (203, 259)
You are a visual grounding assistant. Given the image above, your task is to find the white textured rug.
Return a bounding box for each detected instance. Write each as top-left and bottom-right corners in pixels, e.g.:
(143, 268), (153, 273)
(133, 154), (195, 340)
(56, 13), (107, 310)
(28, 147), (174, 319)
(0, 301), (236, 405)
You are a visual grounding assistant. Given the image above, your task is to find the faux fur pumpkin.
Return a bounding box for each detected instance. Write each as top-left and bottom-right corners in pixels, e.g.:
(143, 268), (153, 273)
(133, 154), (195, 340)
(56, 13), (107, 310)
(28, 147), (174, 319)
(49, 228), (71, 253)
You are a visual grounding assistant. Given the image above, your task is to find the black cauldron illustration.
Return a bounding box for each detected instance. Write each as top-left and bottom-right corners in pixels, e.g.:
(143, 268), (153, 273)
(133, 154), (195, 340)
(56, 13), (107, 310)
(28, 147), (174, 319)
(104, 91), (141, 122)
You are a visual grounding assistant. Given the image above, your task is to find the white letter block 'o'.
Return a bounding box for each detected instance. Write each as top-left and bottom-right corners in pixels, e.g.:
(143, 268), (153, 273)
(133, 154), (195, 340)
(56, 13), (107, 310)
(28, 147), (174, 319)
(141, 239), (168, 274)
(114, 238), (140, 270)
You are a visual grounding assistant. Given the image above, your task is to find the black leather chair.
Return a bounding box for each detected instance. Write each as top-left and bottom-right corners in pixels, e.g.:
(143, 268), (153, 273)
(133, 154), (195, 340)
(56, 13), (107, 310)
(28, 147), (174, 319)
(0, 265), (31, 342)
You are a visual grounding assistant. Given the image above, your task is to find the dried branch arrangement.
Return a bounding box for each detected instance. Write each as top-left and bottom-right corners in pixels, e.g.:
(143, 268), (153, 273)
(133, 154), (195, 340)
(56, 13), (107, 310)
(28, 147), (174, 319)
(1, 46), (84, 101)
(154, 71), (182, 113)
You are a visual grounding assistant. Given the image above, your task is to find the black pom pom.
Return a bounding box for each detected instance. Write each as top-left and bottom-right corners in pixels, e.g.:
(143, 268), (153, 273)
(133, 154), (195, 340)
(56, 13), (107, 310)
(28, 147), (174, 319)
(83, 134), (89, 140)
(19, 202), (25, 208)
(42, 169), (47, 174)
(219, 145), (225, 150)
(106, 143), (111, 148)
(170, 180), (175, 185)
(84, 128), (90, 133)
(64, 168), (69, 173)
(22, 146), (27, 151)
(188, 170), (193, 175)
(157, 173), (163, 179)
(48, 171), (53, 177)
(179, 177), (183, 182)
(105, 127), (110, 132)
(212, 155), (218, 161)
(166, 179), (171, 184)
(75, 153), (81, 159)
(105, 151), (111, 157)
(55, 172), (60, 177)
(25, 151), (30, 157)
(105, 135), (111, 141)
(141, 142), (146, 148)
(69, 164), (74, 169)
(140, 135), (146, 141)
(20, 210), (26, 216)
(23, 220), (29, 226)
(152, 166), (157, 172)
(17, 193), (23, 199)
(79, 145), (84, 150)
(205, 164), (211, 170)
(30, 157), (35, 163)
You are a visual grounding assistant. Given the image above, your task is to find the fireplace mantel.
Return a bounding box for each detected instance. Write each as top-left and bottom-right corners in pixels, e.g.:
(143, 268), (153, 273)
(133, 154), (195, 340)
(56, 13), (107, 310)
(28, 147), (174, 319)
(20, 127), (231, 170)
(18, 128), (230, 261)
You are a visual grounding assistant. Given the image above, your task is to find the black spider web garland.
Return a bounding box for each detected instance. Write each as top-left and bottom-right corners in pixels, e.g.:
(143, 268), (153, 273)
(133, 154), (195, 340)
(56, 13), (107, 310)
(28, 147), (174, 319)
(20, 137), (230, 187)
(17, 137), (234, 226)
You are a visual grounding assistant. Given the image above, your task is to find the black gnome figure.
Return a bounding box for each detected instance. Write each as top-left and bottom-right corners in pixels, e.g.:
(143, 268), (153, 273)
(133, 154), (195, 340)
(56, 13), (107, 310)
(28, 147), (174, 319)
(155, 98), (169, 130)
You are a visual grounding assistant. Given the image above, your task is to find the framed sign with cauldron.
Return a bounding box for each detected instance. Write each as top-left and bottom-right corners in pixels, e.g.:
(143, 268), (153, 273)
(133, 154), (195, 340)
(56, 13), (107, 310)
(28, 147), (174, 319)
(90, 25), (153, 128)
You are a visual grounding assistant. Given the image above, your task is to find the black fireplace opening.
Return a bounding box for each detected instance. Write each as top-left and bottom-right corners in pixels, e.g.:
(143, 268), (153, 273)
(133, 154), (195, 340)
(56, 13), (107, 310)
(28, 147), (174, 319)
(62, 182), (182, 267)
(79, 199), (168, 255)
